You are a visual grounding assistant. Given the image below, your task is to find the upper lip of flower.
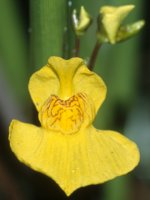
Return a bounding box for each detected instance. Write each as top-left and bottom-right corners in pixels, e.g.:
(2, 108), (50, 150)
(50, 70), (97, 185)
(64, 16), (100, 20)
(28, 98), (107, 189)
(28, 56), (107, 114)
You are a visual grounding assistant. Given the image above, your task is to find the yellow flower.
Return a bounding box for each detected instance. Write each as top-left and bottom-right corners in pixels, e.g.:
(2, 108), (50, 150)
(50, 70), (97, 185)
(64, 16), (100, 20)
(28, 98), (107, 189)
(9, 56), (139, 196)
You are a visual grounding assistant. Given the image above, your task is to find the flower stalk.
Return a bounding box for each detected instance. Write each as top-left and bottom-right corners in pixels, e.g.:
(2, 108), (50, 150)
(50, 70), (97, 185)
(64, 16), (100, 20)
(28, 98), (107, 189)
(73, 36), (80, 57)
(72, 6), (92, 57)
(88, 41), (101, 71)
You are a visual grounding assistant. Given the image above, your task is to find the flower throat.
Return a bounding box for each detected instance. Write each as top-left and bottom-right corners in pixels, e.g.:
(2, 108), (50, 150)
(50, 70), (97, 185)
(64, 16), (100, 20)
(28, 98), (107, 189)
(39, 93), (87, 134)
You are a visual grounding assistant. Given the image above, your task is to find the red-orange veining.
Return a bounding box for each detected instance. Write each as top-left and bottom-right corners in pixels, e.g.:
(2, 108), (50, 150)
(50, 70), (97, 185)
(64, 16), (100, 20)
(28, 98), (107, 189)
(39, 93), (87, 134)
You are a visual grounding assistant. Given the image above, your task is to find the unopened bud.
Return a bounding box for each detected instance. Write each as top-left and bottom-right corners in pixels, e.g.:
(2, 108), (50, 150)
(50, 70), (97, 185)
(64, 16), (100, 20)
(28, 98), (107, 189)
(97, 5), (135, 44)
(72, 6), (92, 36)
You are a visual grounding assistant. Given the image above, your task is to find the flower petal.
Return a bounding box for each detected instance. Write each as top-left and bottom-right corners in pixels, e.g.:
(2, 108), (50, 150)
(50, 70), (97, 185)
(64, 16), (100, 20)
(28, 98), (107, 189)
(9, 121), (139, 196)
(56, 127), (139, 195)
(9, 120), (43, 164)
(28, 64), (59, 111)
(73, 64), (106, 113)
(29, 56), (106, 113)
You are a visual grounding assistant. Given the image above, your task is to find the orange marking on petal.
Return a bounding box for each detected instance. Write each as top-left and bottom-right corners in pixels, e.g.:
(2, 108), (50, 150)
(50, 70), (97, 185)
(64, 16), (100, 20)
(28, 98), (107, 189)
(39, 93), (87, 134)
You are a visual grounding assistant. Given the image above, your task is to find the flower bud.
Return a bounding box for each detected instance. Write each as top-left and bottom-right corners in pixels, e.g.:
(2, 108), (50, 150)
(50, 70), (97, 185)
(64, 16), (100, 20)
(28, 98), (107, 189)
(97, 5), (135, 44)
(72, 6), (92, 36)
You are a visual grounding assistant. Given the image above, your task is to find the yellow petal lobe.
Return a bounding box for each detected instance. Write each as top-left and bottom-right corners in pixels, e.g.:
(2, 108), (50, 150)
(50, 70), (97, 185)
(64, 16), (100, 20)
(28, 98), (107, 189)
(9, 120), (139, 196)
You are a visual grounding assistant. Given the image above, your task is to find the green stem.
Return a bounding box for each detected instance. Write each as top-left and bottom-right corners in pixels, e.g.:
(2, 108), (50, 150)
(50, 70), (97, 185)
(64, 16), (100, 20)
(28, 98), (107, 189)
(30, 0), (67, 69)
(0, 0), (28, 102)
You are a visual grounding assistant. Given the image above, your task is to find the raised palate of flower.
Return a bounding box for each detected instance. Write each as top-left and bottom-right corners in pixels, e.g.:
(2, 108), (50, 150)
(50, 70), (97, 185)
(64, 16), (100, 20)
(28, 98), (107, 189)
(9, 56), (140, 196)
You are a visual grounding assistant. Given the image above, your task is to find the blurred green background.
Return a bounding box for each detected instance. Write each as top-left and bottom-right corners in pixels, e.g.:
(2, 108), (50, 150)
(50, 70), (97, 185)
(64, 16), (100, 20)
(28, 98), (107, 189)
(0, 0), (149, 199)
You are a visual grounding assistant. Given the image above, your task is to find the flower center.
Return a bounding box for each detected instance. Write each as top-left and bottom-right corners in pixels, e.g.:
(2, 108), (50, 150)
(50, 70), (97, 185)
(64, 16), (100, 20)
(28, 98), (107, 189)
(39, 93), (87, 134)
